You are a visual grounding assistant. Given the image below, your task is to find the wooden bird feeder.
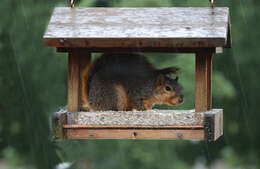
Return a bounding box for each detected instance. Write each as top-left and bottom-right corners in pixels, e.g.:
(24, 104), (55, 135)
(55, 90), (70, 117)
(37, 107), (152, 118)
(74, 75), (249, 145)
(44, 7), (231, 142)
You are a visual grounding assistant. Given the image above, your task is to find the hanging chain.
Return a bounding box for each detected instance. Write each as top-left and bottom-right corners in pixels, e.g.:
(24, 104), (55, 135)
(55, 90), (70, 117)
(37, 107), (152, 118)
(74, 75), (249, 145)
(210, 0), (215, 8)
(70, 0), (75, 8)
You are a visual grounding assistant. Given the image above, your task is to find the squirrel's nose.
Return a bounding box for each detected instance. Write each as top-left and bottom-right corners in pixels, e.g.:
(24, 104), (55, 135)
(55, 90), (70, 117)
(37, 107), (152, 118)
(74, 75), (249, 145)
(178, 95), (184, 103)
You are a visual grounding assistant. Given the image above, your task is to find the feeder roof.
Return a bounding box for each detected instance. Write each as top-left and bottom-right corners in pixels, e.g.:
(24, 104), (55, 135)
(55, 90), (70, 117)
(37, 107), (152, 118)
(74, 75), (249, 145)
(44, 7), (231, 48)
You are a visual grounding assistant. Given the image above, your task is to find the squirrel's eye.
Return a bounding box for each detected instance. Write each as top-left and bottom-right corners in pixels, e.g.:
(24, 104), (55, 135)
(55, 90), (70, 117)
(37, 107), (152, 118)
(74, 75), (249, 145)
(165, 86), (171, 91)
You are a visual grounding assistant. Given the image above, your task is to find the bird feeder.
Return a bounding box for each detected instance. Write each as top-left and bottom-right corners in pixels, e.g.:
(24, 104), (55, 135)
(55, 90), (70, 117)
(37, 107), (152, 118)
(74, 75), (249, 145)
(44, 7), (231, 142)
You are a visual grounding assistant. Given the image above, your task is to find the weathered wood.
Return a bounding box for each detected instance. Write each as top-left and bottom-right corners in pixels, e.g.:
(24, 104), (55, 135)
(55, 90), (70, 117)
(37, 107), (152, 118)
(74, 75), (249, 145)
(52, 109), (67, 140)
(195, 52), (212, 112)
(68, 52), (80, 112)
(44, 6), (229, 142)
(66, 129), (204, 140)
(44, 7), (231, 48)
(204, 109), (223, 141)
(56, 47), (219, 54)
(51, 109), (223, 140)
(68, 51), (90, 121)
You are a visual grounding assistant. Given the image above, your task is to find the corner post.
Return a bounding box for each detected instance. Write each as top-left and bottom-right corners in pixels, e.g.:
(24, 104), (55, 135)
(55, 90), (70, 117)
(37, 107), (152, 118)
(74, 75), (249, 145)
(68, 50), (91, 125)
(195, 51), (212, 112)
(68, 51), (81, 112)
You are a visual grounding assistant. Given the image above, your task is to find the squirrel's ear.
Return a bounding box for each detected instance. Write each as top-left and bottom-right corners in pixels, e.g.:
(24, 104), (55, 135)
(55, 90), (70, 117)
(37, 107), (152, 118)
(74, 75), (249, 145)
(157, 74), (165, 86)
(159, 67), (179, 75)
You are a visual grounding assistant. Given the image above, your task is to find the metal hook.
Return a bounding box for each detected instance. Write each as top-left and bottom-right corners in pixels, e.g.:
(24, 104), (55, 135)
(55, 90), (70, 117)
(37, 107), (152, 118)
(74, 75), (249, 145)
(70, 0), (75, 8)
(210, 0), (215, 8)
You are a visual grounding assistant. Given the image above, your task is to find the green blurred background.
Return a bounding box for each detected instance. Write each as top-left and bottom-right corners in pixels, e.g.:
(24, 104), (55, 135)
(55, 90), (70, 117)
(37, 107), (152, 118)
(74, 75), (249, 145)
(0, 0), (259, 169)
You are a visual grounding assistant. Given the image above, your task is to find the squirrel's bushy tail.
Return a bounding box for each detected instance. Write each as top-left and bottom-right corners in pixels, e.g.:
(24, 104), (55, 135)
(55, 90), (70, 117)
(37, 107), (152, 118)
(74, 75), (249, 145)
(81, 58), (102, 110)
(81, 62), (91, 110)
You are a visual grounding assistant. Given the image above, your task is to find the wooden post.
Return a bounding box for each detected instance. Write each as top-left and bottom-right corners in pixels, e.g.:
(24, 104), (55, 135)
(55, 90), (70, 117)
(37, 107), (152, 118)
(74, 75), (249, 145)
(68, 51), (91, 112)
(195, 52), (212, 112)
(68, 51), (80, 112)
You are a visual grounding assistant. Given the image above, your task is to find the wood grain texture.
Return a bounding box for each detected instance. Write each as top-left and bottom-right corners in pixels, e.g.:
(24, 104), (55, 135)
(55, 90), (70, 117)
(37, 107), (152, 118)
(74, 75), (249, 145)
(66, 129), (204, 140)
(44, 7), (231, 48)
(195, 52), (212, 112)
(204, 109), (223, 141)
(68, 52), (80, 112)
(51, 109), (223, 140)
(68, 51), (90, 114)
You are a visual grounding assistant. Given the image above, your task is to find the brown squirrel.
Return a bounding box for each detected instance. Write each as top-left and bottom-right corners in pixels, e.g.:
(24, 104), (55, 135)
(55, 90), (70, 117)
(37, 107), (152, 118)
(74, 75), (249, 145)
(81, 53), (184, 111)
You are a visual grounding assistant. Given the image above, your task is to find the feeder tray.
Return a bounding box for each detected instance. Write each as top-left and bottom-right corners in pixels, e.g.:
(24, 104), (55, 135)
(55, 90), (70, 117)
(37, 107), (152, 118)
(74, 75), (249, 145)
(44, 7), (231, 141)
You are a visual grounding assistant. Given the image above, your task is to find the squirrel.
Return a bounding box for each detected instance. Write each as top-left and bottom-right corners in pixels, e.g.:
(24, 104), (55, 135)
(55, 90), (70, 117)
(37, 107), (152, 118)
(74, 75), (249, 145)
(81, 53), (184, 111)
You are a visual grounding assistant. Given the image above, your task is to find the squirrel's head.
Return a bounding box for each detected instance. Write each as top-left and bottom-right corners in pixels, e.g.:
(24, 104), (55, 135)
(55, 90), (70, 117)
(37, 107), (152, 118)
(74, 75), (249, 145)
(155, 74), (184, 106)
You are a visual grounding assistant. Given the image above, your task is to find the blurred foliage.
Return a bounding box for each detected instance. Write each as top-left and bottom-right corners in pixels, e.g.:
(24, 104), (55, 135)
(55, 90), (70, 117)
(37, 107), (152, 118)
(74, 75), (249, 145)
(0, 0), (260, 169)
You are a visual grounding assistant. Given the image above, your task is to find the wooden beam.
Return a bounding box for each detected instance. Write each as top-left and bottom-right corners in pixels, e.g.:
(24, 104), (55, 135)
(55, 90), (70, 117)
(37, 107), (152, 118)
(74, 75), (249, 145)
(66, 129), (204, 140)
(56, 47), (218, 54)
(68, 51), (90, 112)
(195, 52), (212, 112)
(68, 52), (80, 112)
